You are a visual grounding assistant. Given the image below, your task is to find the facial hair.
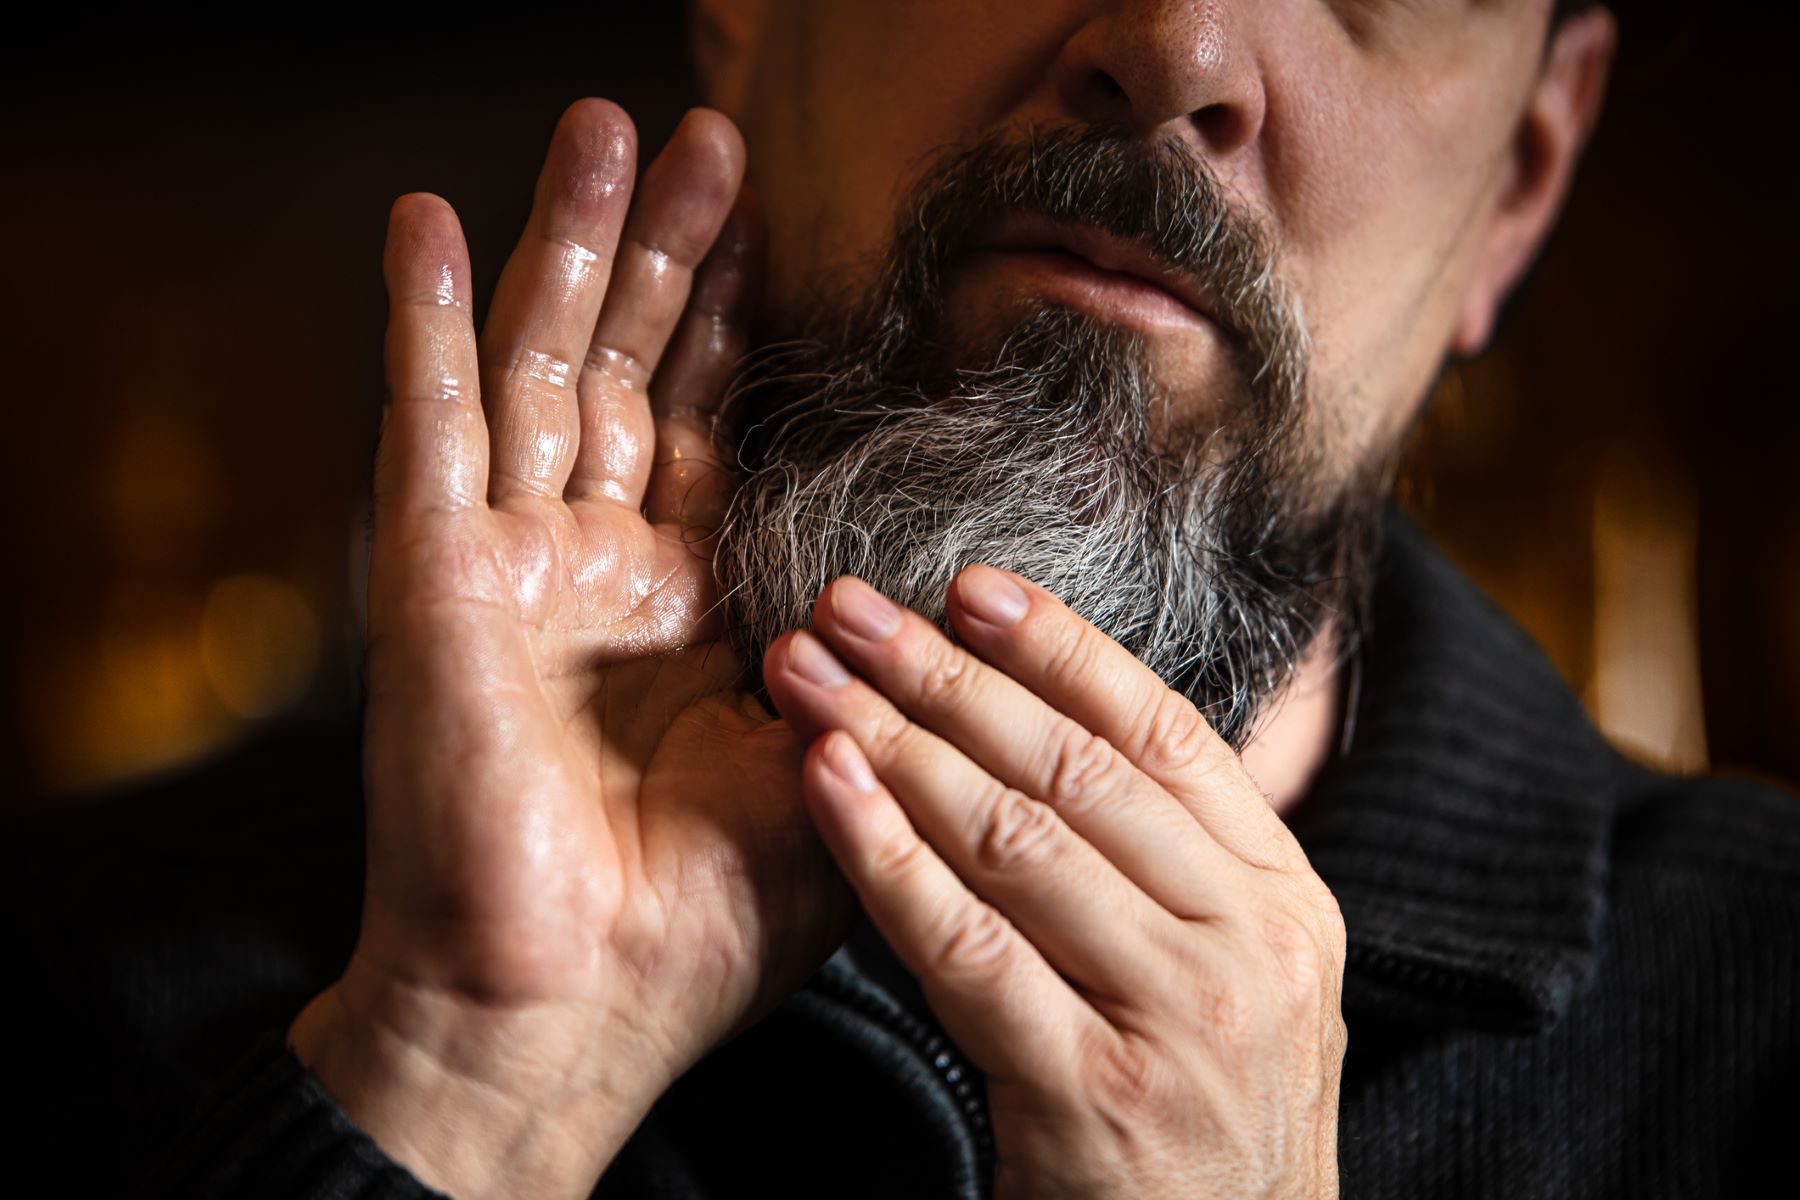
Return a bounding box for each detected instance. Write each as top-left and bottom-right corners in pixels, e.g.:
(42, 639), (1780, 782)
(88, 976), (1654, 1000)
(709, 124), (1387, 750)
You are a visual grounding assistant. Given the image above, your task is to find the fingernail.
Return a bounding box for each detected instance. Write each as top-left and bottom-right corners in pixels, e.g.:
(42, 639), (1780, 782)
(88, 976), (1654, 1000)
(789, 631), (851, 688)
(957, 566), (1029, 626)
(831, 577), (902, 641)
(822, 732), (878, 793)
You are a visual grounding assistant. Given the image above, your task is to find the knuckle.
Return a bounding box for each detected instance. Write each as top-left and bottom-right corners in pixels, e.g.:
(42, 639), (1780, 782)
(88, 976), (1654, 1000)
(1254, 821), (1308, 875)
(385, 358), (477, 408)
(507, 346), (579, 394)
(1083, 1033), (1188, 1128)
(546, 233), (607, 277)
(913, 642), (974, 712)
(1308, 881), (1348, 958)
(392, 374), (476, 408)
(1325, 1008), (1350, 1066)
(1260, 907), (1329, 997)
(1134, 690), (1223, 779)
(972, 788), (1063, 874)
(630, 219), (715, 270)
(929, 900), (1014, 980)
(1195, 971), (1265, 1054)
(583, 342), (652, 390)
(1039, 625), (1102, 693)
(866, 704), (918, 762)
(1044, 726), (1120, 818)
(867, 824), (931, 886)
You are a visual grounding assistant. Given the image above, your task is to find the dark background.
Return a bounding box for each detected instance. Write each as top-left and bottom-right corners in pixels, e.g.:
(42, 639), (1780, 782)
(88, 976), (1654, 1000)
(4, 6), (1795, 804)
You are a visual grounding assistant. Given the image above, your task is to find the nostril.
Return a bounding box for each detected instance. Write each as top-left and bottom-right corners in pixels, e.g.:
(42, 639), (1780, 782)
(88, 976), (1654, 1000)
(1193, 99), (1253, 155)
(1092, 68), (1127, 102)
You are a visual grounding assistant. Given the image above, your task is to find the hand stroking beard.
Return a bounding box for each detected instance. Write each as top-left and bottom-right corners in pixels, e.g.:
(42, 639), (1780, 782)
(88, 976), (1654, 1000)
(711, 124), (1389, 750)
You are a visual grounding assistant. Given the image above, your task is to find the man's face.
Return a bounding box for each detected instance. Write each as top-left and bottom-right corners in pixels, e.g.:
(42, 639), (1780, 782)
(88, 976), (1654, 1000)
(714, 0), (1564, 483)
(697, 0), (1608, 745)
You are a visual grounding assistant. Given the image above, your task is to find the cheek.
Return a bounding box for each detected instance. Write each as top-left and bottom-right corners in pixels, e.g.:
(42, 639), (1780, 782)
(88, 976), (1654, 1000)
(1261, 52), (1517, 462)
(746, 2), (1032, 327)
(745, 0), (1102, 331)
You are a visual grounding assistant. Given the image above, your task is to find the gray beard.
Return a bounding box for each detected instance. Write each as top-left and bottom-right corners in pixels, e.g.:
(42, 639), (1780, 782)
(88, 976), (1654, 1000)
(710, 303), (1370, 751)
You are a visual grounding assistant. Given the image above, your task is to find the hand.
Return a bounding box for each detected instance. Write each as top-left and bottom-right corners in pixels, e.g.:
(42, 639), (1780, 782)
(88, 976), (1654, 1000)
(762, 566), (1347, 1199)
(288, 100), (849, 1199)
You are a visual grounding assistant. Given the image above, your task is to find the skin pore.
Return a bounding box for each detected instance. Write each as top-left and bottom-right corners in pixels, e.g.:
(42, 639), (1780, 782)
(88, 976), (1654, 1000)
(694, 0), (1616, 811)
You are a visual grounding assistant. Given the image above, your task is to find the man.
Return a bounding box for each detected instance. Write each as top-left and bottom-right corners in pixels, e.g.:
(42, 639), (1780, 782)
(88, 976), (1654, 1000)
(7, 1), (1797, 1197)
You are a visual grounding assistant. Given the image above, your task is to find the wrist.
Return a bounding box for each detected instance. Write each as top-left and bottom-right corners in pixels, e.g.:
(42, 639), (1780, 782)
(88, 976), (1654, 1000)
(288, 972), (654, 1200)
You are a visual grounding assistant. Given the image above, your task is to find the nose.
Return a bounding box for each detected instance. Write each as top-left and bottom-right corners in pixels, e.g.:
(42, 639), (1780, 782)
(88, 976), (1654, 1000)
(1052, 0), (1266, 155)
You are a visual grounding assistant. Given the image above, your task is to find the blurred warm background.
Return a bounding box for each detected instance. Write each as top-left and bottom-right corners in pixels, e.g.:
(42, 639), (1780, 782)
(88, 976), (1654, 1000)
(4, 8), (1795, 805)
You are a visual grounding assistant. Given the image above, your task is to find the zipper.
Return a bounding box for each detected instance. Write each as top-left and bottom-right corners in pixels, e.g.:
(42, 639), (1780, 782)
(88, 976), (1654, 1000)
(807, 957), (998, 1195)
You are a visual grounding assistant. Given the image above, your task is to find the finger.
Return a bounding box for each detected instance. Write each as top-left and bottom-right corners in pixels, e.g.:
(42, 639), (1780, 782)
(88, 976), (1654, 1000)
(792, 575), (1254, 920)
(375, 193), (486, 520)
(948, 564), (1307, 874)
(641, 186), (762, 544)
(478, 98), (637, 504)
(801, 729), (1113, 1087)
(766, 629), (1183, 1010)
(568, 108), (745, 506)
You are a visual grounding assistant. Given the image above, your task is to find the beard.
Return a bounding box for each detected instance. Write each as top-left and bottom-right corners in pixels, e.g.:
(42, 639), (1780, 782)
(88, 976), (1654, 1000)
(710, 125), (1388, 750)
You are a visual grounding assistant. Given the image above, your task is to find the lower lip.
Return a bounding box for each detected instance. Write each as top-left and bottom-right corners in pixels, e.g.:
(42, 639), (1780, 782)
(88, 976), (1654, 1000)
(952, 248), (1213, 334)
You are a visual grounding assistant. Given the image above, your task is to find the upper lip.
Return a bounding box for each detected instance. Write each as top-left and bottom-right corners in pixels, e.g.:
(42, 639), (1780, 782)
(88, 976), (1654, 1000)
(968, 213), (1222, 325)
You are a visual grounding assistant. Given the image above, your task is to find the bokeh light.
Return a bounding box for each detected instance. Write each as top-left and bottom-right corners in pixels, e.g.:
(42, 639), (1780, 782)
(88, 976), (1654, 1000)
(5, 15), (1795, 803)
(200, 573), (321, 720)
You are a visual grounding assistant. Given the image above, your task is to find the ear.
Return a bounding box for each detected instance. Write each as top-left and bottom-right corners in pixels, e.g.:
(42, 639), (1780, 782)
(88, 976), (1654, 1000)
(689, 0), (765, 118)
(1449, 7), (1617, 355)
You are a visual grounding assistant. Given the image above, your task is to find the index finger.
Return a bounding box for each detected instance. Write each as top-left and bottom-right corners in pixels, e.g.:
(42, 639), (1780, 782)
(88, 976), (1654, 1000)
(945, 564), (1307, 874)
(799, 729), (1115, 1090)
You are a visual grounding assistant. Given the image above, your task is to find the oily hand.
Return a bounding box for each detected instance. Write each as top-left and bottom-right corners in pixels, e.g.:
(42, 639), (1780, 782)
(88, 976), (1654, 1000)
(288, 100), (849, 1200)
(765, 568), (1348, 1200)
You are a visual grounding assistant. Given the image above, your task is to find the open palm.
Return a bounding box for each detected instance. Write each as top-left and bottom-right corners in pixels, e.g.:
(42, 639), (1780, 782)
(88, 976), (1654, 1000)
(291, 101), (849, 1198)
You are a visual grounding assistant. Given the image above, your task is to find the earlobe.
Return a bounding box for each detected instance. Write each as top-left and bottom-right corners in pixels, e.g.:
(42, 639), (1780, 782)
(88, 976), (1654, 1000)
(1448, 286), (1498, 359)
(1449, 8), (1617, 358)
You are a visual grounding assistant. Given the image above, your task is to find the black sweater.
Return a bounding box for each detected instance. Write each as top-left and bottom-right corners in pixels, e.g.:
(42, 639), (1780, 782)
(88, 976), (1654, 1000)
(7, 513), (1798, 1197)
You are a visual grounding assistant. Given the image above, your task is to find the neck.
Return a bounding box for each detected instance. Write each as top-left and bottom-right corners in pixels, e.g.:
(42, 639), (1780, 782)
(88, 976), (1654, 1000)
(1238, 623), (1350, 819)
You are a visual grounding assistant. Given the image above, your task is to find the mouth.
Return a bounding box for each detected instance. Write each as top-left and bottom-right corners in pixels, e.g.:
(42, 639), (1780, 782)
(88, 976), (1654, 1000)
(951, 213), (1223, 336)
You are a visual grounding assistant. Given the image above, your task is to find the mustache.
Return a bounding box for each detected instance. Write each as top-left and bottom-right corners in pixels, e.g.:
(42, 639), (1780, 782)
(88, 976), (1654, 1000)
(868, 122), (1306, 411)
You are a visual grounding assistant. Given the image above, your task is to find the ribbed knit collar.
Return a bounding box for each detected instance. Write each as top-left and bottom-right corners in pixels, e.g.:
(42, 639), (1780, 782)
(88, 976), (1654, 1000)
(1290, 510), (1619, 1035)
